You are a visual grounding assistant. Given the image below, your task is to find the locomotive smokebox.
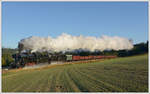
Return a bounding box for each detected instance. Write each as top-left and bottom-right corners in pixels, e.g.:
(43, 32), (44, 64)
(18, 43), (24, 54)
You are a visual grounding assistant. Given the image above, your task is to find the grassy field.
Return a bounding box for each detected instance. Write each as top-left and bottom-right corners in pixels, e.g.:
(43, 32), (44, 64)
(2, 54), (148, 92)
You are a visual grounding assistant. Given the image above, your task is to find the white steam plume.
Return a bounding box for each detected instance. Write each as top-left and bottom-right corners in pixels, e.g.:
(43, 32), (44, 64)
(19, 33), (133, 53)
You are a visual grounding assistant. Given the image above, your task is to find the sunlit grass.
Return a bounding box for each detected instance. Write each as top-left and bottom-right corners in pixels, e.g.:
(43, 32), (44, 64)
(2, 54), (148, 92)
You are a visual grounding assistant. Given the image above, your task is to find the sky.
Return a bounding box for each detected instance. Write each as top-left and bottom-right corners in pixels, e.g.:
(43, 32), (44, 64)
(2, 2), (148, 48)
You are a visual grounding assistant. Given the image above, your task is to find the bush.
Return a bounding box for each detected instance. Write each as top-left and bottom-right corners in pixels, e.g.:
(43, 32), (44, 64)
(2, 54), (14, 67)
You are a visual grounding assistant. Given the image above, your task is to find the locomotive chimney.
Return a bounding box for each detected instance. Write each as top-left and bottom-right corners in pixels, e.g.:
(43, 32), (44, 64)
(18, 43), (24, 54)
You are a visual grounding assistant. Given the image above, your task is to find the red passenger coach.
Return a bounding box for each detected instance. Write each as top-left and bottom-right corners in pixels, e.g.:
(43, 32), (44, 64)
(89, 56), (94, 59)
(97, 56), (104, 59)
(80, 56), (85, 60)
(72, 55), (116, 61)
(84, 56), (89, 60)
(72, 56), (80, 61)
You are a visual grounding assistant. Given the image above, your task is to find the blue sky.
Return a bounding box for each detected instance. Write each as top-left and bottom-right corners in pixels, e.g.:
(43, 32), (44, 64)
(2, 2), (148, 48)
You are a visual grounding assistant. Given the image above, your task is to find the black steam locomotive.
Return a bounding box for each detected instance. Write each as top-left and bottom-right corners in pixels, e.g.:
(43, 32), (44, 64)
(10, 52), (67, 68)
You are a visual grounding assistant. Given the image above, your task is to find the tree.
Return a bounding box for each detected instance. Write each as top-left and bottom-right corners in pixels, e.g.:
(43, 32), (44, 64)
(2, 54), (14, 67)
(2, 57), (6, 67)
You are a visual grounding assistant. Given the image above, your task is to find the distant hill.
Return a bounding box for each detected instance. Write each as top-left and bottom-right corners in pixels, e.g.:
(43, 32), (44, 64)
(2, 48), (18, 55)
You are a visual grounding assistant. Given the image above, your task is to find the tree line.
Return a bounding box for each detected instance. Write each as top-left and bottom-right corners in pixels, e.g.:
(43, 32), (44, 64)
(2, 41), (148, 67)
(2, 48), (17, 67)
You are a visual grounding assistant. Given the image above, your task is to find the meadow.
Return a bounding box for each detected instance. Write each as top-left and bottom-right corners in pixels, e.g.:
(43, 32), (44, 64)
(2, 54), (148, 92)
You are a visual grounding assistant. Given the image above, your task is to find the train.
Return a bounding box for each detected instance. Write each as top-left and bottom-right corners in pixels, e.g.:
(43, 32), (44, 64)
(7, 42), (118, 69)
(10, 52), (117, 68)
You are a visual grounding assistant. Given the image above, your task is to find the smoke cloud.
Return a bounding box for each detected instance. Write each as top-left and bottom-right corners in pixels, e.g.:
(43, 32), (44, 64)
(19, 33), (133, 53)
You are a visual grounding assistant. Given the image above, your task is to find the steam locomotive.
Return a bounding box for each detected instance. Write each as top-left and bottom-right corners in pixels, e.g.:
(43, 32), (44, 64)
(10, 52), (66, 68)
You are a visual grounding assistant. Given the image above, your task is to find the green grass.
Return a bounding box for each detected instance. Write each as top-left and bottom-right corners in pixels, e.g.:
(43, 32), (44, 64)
(2, 54), (148, 92)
